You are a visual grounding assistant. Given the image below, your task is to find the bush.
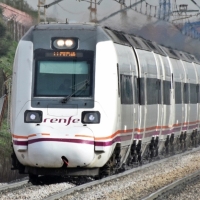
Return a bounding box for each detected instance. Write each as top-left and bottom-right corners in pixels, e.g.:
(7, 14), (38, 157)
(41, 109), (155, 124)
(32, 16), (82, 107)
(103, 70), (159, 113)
(0, 20), (6, 38)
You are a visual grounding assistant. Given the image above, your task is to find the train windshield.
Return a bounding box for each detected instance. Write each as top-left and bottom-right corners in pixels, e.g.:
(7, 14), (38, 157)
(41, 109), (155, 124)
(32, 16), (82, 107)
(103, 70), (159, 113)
(34, 51), (93, 97)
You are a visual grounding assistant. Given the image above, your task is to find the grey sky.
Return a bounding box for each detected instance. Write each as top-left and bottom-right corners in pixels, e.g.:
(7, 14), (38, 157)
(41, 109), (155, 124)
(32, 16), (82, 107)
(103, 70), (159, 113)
(25, 0), (200, 22)
(23, 0), (200, 59)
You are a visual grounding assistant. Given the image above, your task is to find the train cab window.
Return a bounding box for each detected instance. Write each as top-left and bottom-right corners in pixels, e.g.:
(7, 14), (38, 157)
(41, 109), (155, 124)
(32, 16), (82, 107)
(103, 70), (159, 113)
(34, 50), (93, 97)
(120, 75), (133, 104)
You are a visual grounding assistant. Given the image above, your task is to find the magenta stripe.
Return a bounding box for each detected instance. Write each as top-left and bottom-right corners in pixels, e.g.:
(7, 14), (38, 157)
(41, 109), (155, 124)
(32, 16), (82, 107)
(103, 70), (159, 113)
(161, 129), (172, 135)
(13, 140), (28, 146)
(121, 135), (132, 141)
(13, 134), (133, 147)
(145, 130), (159, 138)
(13, 124), (199, 148)
(182, 126), (187, 131)
(95, 137), (120, 146)
(28, 138), (94, 145)
(134, 134), (143, 139)
(173, 127), (181, 132)
(189, 124), (198, 129)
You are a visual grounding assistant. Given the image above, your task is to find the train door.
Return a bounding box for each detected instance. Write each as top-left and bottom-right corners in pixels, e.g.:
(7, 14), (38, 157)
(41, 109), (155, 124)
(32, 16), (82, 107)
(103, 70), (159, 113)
(183, 64), (189, 133)
(194, 62), (200, 132)
(120, 73), (134, 142)
(154, 54), (164, 138)
(183, 61), (198, 134)
(136, 50), (158, 141)
(114, 44), (137, 164)
(170, 59), (185, 136)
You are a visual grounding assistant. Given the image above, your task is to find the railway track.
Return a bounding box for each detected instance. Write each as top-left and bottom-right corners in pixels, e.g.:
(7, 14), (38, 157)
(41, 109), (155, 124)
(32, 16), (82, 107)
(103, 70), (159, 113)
(0, 178), (28, 193)
(43, 147), (200, 200)
(1, 147), (200, 199)
(143, 170), (200, 200)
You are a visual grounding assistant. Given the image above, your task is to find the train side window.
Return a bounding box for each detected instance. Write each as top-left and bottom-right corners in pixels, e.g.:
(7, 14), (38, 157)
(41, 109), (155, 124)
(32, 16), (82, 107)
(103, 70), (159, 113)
(117, 64), (120, 97)
(134, 76), (139, 104)
(157, 79), (161, 104)
(139, 77), (145, 105)
(120, 75), (133, 104)
(163, 80), (170, 105)
(197, 84), (200, 103)
(175, 82), (182, 104)
(184, 83), (189, 104)
(190, 83), (198, 104)
(146, 78), (158, 105)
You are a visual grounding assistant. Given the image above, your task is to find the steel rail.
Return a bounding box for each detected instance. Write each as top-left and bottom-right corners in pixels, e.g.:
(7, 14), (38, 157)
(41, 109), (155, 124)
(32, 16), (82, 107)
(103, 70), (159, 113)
(44, 147), (200, 200)
(142, 169), (200, 200)
(0, 179), (28, 192)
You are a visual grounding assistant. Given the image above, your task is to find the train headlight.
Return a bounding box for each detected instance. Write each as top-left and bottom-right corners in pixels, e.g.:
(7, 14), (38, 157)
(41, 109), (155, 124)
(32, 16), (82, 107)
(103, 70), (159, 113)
(57, 39), (65, 47)
(81, 111), (100, 124)
(65, 39), (74, 47)
(52, 38), (78, 49)
(24, 110), (43, 123)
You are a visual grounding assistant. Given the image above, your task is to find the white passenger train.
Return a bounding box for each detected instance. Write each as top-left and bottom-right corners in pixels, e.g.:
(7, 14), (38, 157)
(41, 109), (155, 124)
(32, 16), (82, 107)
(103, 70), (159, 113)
(10, 22), (200, 178)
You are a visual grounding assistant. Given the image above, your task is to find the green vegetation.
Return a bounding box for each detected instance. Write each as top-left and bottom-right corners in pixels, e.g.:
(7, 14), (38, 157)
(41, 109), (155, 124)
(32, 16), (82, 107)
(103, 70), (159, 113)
(0, 1), (37, 156)
(0, 9), (16, 157)
(0, 2), (35, 182)
(0, 119), (11, 156)
(0, 39), (17, 78)
(0, 18), (17, 78)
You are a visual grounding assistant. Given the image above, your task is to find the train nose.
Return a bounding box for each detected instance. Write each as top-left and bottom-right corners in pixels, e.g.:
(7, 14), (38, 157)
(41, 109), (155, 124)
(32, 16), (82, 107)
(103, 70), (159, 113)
(27, 126), (95, 168)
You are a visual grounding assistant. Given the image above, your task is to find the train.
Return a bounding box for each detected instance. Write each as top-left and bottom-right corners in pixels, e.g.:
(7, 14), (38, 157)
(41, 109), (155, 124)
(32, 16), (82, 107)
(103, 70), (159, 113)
(10, 22), (200, 180)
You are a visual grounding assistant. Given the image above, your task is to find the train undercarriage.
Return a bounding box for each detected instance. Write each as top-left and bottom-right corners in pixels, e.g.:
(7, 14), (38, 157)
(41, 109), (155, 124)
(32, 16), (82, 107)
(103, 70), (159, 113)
(11, 129), (200, 182)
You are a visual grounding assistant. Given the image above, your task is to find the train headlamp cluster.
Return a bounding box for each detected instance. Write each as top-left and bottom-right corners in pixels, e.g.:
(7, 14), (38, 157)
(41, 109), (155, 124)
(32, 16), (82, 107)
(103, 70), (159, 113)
(52, 38), (78, 50)
(24, 110), (43, 123)
(81, 111), (100, 124)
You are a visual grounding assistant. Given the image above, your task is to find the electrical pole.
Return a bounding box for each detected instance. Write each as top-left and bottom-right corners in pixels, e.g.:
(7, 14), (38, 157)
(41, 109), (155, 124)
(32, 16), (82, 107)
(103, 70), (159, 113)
(38, 0), (64, 23)
(159, 0), (171, 20)
(38, 0), (46, 23)
(88, 0), (97, 22)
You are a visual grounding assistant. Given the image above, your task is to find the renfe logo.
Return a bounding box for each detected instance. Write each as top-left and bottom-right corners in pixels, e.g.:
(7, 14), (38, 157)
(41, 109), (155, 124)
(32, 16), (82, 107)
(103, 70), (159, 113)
(43, 116), (80, 126)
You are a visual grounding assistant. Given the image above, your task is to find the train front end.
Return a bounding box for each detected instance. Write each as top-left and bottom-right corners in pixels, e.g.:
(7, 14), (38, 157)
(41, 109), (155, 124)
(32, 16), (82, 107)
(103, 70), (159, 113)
(10, 23), (118, 177)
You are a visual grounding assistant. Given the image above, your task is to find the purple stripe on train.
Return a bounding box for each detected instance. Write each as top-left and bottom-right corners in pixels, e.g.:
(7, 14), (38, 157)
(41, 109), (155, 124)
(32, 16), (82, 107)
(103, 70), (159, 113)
(13, 140), (28, 146)
(13, 134), (133, 147)
(28, 138), (94, 145)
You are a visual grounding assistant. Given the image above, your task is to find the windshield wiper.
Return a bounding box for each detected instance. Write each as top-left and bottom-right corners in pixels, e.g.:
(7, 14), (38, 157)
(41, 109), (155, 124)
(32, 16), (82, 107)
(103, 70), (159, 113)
(61, 80), (89, 104)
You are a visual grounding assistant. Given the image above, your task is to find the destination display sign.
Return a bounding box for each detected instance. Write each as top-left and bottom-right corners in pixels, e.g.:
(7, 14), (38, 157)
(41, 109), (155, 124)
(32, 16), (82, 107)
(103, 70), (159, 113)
(45, 51), (83, 57)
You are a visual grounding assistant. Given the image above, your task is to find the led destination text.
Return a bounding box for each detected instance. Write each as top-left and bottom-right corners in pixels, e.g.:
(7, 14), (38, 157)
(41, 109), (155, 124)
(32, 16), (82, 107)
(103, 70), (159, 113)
(45, 51), (83, 58)
(53, 52), (76, 57)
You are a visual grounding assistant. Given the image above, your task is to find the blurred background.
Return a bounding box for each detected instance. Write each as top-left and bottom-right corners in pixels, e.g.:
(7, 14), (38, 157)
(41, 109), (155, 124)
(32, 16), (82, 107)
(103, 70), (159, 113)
(26, 0), (200, 58)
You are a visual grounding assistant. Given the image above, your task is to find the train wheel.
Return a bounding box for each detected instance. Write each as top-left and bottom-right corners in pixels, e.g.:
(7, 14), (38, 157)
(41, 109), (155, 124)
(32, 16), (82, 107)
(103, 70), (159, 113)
(29, 173), (38, 184)
(98, 153), (116, 178)
(11, 146), (25, 173)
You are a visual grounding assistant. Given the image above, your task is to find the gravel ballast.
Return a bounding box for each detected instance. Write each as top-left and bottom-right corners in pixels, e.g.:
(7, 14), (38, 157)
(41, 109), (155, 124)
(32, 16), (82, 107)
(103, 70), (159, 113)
(1, 150), (200, 200)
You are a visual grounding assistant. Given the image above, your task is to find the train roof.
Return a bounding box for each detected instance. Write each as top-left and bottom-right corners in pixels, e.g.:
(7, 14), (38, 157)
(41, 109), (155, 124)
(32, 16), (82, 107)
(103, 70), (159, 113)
(33, 22), (99, 31)
(104, 26), (200, 64)
(26, 22), (200, 64)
